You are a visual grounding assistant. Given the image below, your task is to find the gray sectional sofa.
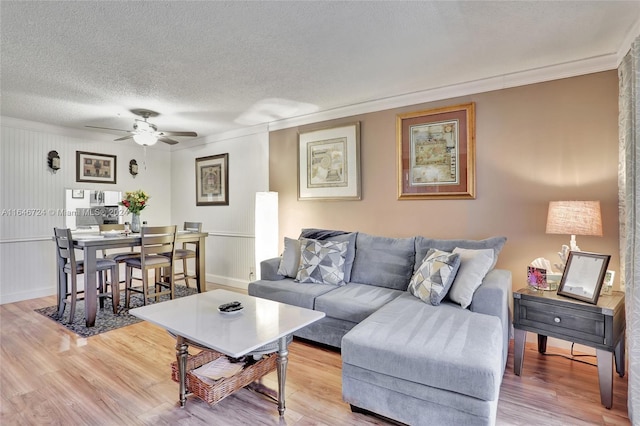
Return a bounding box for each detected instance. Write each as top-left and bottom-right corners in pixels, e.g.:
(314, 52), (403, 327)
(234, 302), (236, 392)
(248, 228), (512, 426)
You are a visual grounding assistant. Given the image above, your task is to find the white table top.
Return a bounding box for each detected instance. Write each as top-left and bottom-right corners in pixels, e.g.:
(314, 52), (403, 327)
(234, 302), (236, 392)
(129, 289), (325, 358)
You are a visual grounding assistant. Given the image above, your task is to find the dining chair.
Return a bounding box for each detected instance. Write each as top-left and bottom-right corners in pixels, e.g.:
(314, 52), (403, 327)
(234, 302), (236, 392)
(124, 225), (177, 308)
(53, 227), (119, 323)
(171, 221), (202, 288)
(98, 224), (140, 289)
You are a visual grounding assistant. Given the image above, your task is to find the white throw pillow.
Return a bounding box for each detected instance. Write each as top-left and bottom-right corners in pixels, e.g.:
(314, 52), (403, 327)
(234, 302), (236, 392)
(448, 247), (495, 309)
(277, 237), (301, 278)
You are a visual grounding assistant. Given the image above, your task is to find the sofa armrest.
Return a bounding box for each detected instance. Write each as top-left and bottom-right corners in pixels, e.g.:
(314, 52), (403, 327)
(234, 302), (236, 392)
(470, 268), (512, 370)
(260, 257), (286, 281)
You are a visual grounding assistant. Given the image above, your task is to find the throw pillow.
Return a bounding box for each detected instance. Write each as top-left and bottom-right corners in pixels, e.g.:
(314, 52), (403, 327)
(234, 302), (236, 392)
(277, 237), (301, 278)
(408, 249), (461, 306)
(299, 228), (357, 283)
(448, 248), (495, 309)
(296, 238), (348, 286)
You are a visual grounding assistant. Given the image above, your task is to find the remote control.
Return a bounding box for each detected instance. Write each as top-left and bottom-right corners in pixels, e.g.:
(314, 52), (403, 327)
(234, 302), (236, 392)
(219, 301), (242, 311)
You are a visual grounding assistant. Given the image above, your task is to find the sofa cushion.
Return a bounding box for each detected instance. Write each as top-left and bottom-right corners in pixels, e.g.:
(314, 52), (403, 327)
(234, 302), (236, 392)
(277, 237), (301, 278)
(296, 238), (348, 286)
(342, 293), (503, 402)
(408, 249), (460, 305)
(314, 283), (404, 323)
(414, 236), (506, 273)
(350, 233), (415, 290)
(299, 228), (357, 283)
(247, 278), (336, 310)
(448, 248), (494, 309)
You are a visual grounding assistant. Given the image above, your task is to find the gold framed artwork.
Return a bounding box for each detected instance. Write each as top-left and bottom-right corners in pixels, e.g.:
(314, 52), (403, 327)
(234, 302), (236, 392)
(397, 103), (475, 199)
(298, 122), (361, 201)
(195, 153), (229, 206)
(76, 151), (117, 184)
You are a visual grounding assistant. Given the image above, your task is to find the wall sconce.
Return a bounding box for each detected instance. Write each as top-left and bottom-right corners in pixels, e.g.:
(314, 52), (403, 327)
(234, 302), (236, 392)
(129, 159), (139, 177)
(47, 151), (60, 172)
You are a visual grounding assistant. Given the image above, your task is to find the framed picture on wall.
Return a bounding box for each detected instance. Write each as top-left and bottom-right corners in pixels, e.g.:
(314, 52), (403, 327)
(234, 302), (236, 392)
(76, 151), (117, 184)
(195, 153), (229, 206)
(397, 103), (475, 199)
(298, 122), (361, 200)
(71, 189), (85, 199)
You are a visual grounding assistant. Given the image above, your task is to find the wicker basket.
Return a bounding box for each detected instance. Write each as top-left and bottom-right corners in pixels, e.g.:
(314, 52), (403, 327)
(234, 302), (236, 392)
(170, 350), (278, 405)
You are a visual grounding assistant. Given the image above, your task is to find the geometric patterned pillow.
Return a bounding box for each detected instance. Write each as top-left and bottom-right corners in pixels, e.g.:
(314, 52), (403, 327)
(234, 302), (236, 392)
(295, 238), (348, 286)
(408, 249), (461, 306)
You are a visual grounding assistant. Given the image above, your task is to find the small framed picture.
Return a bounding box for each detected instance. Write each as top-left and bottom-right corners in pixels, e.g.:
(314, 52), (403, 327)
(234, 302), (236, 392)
(71, 189), (85, 199)
(195, 153), (229, 206)
(557, 251), (611, 304)
(76, 151), (117, 184)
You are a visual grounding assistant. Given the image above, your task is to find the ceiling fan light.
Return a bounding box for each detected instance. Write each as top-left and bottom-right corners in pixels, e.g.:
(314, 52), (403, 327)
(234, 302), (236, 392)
(133, 133), (158, 146)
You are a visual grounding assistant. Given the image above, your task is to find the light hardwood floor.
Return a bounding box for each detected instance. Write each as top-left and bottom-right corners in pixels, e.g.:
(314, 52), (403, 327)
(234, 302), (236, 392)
(0, 287), (630, 425)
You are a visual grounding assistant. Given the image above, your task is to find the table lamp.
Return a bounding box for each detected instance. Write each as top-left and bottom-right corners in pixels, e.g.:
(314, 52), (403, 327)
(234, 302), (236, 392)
(546, 200), (603, 270)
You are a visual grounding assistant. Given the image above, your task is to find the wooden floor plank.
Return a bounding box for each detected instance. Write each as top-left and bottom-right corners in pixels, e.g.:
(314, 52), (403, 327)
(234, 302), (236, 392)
(0, 289), (630, 425)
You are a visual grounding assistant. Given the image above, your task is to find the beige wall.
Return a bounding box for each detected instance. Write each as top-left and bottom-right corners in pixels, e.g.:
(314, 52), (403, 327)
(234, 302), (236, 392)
(269, 71), (620, 291)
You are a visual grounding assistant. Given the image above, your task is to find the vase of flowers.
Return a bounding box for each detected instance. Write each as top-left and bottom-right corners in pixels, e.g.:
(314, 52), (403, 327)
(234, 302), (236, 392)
(120, 190), (150, 233)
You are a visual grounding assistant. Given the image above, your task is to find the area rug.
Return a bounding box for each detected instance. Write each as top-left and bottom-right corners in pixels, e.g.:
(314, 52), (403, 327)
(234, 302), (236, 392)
(35, 285), (198, 338)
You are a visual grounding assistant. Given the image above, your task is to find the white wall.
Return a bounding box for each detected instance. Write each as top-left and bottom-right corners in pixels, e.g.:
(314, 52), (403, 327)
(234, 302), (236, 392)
(0, 117), (172, 303)
(170, 127), (270, 289)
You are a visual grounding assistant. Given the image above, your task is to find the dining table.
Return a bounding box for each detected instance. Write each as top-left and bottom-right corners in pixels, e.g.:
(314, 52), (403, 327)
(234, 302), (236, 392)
(70, 230), (208, 327)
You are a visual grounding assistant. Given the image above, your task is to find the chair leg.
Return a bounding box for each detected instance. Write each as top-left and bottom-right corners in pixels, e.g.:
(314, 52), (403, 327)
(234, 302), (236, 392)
(111, 265), (119, 314)
(142, 270), (149, 306)
(98, 272), (105, 309)
(125, 265), (132, 309)
(183, 258), (190, 288)
(68, 274), (77, 324)
(57, 273), (68, 317)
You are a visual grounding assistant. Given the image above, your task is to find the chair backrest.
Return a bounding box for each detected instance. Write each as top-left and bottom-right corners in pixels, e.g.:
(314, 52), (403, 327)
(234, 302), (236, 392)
(53, 227), (77, 269)
(184, 222), (202, 232)
(140, 225), (177, 259)
(99, 224), (125, 232)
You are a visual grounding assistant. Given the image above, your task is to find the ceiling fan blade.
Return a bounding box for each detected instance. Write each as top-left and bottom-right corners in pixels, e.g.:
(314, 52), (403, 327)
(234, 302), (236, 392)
(156, 131), (198, 137)
(85, 125), (131, 132)
(158, 136), (179, 145)
(114, 135), (134, 142)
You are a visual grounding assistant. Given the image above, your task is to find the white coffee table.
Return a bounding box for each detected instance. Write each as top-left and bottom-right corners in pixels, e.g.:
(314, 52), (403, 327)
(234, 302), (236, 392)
(129, 289), (325, 415)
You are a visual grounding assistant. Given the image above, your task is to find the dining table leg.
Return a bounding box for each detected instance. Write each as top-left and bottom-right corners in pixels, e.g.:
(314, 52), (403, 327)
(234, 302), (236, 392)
(83, 246), (98, 327)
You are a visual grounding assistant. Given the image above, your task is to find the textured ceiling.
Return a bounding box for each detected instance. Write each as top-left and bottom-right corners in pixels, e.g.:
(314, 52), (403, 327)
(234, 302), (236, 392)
(1, 1), (639, 143)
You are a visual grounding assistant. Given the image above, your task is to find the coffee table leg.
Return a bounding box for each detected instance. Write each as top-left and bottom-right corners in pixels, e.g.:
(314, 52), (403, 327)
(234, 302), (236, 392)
(176, 336), (189, 407)
(277, 335), (289, 416)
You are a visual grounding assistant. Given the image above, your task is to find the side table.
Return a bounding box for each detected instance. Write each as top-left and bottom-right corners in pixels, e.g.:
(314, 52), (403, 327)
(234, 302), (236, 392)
(513, 288), (625, 409)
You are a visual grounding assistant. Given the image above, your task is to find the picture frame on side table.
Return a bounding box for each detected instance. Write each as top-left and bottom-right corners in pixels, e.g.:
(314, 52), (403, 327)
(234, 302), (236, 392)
(298, 122), (361, 201)
(76, 151), (117, 184)
(397, 103), (475, 199)
(557, 251), (611, 304)
(195, 153), (229, 206)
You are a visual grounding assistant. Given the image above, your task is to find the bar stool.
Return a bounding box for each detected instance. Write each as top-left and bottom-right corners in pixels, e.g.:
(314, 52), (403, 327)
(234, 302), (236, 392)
(124, 225), (177, 308)
(53, 227), (119, 322)
(172, 221), (202, 288)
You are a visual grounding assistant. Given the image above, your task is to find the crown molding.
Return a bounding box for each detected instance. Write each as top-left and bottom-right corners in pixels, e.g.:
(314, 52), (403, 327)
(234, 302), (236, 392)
(268, 54), (618, 132)
(616, 16), (640, 65)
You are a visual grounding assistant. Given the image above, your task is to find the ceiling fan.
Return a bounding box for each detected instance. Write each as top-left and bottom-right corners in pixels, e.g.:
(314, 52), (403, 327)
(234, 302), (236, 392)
(86, 109), (198, 146)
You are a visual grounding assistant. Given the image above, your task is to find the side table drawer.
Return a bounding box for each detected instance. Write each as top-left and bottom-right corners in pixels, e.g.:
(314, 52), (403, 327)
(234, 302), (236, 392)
(517, 299), (605, 344)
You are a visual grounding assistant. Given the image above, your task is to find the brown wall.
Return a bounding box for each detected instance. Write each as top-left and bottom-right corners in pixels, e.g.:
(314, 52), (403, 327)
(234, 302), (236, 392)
(269, 71), (620, 291)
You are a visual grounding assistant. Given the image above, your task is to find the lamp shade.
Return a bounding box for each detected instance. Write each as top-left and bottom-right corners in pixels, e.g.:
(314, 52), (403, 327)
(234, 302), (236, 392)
(545, 201), (603, 236)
